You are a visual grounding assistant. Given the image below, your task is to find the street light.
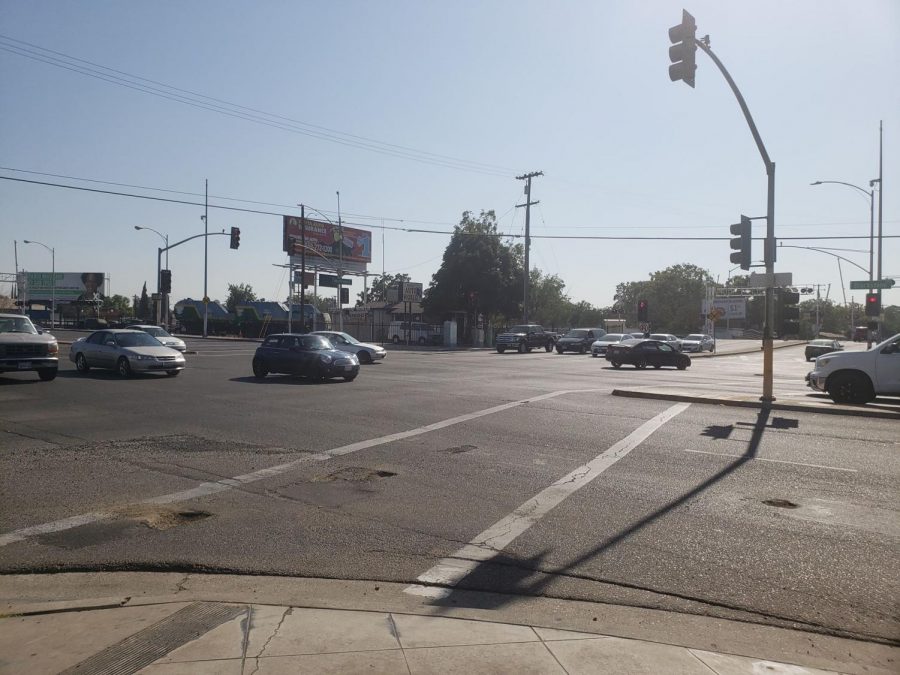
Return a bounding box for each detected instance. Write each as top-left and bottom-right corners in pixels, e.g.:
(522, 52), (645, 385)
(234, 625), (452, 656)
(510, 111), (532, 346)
(135, 226), (169, 326)
(23, 239), (55, 329)
(811, 179), (878, 345)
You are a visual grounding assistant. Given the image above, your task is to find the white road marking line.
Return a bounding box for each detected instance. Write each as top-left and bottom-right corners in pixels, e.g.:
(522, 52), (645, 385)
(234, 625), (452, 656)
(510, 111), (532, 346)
(405, 402), (691, 598)
(0, 388), (608, 548)
(681, 448), (857, 473)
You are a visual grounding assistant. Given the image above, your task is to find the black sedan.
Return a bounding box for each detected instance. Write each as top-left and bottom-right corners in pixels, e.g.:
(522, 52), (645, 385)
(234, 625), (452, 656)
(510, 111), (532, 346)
(804, 339), (843, 362)
(605, 339), (691, 370)
(252, 334), (360, 382)
(556, 328), (604, 354)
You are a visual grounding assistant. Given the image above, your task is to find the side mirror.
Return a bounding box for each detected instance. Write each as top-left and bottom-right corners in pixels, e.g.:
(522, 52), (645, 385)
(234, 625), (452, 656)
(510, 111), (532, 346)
(882, 343), (897, 355)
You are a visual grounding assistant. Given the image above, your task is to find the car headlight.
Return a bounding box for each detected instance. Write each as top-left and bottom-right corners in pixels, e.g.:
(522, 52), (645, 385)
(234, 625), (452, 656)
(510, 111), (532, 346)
(319, 355), (333, 364)
(135, 354), (155, 361)
(817, 357), (829, 367)
(48, 342), (59, 356)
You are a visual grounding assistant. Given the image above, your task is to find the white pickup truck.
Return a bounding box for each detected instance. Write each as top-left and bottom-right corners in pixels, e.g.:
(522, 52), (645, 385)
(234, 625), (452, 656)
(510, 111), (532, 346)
(807, 333), (900, 403)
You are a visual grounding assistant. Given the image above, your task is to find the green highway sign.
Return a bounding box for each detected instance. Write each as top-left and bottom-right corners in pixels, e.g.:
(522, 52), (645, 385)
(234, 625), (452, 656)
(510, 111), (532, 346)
(850, 279), (895, 290)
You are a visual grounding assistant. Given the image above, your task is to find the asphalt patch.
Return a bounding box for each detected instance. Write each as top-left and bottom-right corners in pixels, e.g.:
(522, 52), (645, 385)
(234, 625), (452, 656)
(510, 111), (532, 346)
(315, 467), (397, 482)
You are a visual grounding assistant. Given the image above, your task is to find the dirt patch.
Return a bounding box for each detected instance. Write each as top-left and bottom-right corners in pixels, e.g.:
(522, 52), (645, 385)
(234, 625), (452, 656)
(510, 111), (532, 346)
(114, 505), (213, 530)
(314, 467), (397, 483)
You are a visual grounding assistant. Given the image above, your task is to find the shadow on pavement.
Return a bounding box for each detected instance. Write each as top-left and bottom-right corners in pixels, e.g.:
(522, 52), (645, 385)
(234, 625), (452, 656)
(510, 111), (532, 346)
(429, 408), (779, 611)
(229, 376), (347, 385)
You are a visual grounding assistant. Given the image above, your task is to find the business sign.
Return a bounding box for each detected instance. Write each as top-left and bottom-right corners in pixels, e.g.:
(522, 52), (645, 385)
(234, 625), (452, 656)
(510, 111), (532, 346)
(401, 282), (423, 303)
(283, 215), (372, 273)
(24, 272), (106, 303)
(701, 298), (746, 320)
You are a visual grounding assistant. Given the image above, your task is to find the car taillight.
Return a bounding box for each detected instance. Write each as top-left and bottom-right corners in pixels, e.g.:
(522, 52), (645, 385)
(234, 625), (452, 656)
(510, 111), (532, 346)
(48, 342), (59, 355)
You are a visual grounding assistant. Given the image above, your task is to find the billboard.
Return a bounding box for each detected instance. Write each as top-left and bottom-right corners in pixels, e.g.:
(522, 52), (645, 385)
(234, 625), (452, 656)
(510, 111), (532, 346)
(24, 272), (106, 303)
(701, 298), (746, 320)
(283, 216), (372, 273)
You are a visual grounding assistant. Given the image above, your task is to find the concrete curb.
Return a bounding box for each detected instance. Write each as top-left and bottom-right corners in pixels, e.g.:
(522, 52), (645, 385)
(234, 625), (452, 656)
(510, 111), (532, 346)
(611, 388), (900, 420)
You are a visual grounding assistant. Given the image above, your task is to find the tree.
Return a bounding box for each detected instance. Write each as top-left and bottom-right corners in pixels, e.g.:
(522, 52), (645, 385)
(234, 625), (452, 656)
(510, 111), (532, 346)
(357, 273), (410, 305)
(102, 294), (132, 315)
(528, 270), (570, 328)
(226, 283), (257, 313)
(137, 283), (150, 321)
(423, 210), (523, 336)
(614, 264), (713, 334)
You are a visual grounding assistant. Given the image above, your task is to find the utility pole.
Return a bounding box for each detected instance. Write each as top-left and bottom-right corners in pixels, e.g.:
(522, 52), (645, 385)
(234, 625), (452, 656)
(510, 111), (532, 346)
(203, 179), (209, 338)
(336, 191), (344, 332)
(515, 171), (543, 323)
(301, 204), (307, 331)
(877, 120), (884, 339)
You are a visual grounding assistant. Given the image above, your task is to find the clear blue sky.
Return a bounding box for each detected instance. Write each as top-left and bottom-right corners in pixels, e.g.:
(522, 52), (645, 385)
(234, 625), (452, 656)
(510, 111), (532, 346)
(1, 0), (898, 313)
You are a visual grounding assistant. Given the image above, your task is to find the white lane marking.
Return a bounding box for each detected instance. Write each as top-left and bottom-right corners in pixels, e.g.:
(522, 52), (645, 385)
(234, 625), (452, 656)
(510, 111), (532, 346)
(0, 388), (607, 548)
(681, 448), (857, 473)
(405, 402), (691, 598)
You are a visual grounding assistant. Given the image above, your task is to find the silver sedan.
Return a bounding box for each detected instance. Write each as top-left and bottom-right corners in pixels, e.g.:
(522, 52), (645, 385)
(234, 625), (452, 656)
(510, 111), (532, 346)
(127, 324), (187, 352)
(70, 329), (186, 377)
(310, 331), (386, 364)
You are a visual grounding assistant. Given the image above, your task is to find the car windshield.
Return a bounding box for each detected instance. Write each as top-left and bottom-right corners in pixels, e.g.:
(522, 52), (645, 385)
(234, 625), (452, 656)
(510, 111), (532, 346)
(302, 335), (333, 350)
(334, 332), (360, 344)
(564, 329), (588, 338)
(602, 334), (624, 341)
(0, 317), (38, 334)
(649, 334), (670, 340)
(809, 340), (833, 346)
(116, 332), (165, 347)
(685, 334), (705, 340)
(508, 325), (532, 333)
(143, 326), (171, 338)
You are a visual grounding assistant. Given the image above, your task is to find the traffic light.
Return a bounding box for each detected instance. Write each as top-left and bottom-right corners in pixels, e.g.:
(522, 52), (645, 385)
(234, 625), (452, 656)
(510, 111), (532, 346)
(776, 288), (800, 336)
(668, 9), (697, 88)
(637, 299), (649, 322)
(340, 287), (349, 305)
(729, 215), (752, 271)
(160, 269), (172, 294)
(230, 226), (241, 249)
(865, 292), (881, 317)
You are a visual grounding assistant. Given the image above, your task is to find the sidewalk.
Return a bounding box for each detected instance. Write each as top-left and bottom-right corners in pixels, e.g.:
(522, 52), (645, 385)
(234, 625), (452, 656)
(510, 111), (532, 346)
(1, 574), (895, 674)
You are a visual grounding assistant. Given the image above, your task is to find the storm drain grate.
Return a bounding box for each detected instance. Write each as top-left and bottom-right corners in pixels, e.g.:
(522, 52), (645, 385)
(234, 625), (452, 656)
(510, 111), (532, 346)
(60, 602), (245, 675)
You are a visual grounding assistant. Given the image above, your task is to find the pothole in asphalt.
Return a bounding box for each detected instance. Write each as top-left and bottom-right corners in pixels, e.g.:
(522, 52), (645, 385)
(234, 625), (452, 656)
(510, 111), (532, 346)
(443, 444), (477, 454)
(762, 499), (799, 509)
(116, 505), (213, 530)
(315, 467), (397, 482)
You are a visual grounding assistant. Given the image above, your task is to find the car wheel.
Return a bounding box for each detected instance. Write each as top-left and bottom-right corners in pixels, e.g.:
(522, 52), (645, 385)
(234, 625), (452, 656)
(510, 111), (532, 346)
(525, 346), (533, 353)
(75, 353), (90, 372)
(828, 372), (874, 404)
(634, 359), (647, 369)
(653, 364), (661, 369)
(165, 370), (180, 377)
(677, 361), (688, 370)
(556, 347), (564, 354)
(611, 361), (622, 369)
(517, 342), (526, 354)
(578, 345), (586, 354)
(252, 358), (268, 379)
(117, 357), (132, 378)
(358, 350), (373, 364)
(591, 351), (599, 358)
(544, 342), (553, 352)
(38, 368), (58, 381)
(392, 335), (400, 344)
(497, 346), (506, 354)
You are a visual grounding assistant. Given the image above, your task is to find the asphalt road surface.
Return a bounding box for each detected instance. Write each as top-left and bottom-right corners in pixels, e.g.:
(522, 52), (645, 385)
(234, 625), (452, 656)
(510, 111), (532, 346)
(1, 338), (897, 645)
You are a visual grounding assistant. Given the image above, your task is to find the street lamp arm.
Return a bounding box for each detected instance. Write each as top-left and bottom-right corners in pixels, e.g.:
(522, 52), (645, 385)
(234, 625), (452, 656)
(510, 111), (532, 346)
(810, 180), (871, 202)
(778, 244), (869, 275)
(163, 231), (228, 252)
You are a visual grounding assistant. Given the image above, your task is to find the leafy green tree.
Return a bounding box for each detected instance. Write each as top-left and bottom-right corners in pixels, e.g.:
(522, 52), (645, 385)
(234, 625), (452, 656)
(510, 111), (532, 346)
(226, 283), (257, 313)
(567, 300), (604, 328)
(423, 210), (523, 333)
(528, 270), (570, 328)
(614, 264), (712, 333)
(138, 283), (150, 320)
(357, 273), (410, 305)
(102, 294), (132, 314)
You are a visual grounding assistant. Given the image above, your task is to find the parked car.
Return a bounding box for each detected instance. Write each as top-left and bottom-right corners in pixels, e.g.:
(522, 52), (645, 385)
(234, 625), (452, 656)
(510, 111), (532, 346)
(388, 321), (441, 345)
(556, 328), (604, 354)
(311, 331), (386, 364)
(70, 329), (185, 377)
(252, 333), (359, 382)
(77, 318), (109, 330)
(680, 334), (715, 353)
(127, 324), (187, 352)
(0, 313), (59, 381)
(590, 333), (629, 357)
(807, 333), (900, 403)
(605, 339), (691, 370)
(630, 332), (647, 340)
(649, 333), (682, 351)
(804, 339), (842, 362)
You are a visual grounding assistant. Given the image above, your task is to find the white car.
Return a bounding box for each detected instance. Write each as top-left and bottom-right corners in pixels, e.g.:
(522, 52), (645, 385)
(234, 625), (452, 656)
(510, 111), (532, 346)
(649, 333), (682, 351)
(590, 333), (629, 357)
(807, 333), (900, 404)
(127, 324), (187, 352)
(70, 329), (186, 377)
(680, 334), (715, 353)
(311, 331), (386, 364)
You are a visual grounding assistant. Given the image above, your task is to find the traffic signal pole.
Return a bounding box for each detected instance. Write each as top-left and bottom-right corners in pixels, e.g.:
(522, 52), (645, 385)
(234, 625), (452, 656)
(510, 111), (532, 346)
(693, 37), (777, 403)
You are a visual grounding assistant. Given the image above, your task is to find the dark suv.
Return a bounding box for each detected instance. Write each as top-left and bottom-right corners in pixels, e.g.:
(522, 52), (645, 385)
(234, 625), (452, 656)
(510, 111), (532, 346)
(495, 324), (555, 354)
(556, 328), (605, 354)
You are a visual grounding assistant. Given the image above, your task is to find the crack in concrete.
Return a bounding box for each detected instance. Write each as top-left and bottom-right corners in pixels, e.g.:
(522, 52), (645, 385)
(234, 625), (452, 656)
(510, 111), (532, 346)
(174, 574), (190, 593)
(247, 606), (291, 675)
(239, 606), (253, 673)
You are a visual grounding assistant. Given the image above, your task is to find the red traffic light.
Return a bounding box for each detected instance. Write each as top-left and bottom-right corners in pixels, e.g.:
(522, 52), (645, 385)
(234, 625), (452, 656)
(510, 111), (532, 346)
(865, 292), (881, 316)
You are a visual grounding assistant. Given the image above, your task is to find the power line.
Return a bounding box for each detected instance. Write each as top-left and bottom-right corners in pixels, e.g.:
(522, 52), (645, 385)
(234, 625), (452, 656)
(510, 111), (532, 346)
(0, 35), (516, 177)
(3, 174), (898, 243)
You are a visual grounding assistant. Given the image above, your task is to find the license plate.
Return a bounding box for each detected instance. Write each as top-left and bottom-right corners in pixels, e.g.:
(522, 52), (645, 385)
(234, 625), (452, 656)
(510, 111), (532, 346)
(18, 361), (32, 370)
